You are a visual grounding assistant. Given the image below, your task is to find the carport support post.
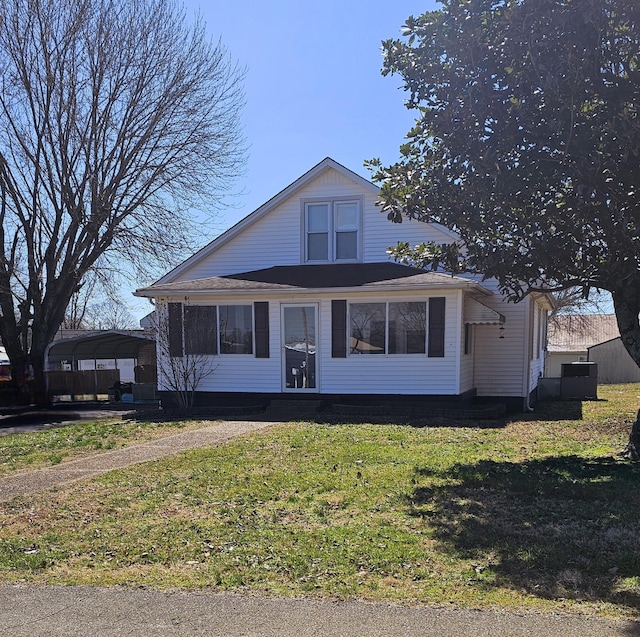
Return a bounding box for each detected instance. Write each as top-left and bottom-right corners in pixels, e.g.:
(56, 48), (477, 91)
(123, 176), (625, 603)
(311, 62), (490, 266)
(94, 354), (98, 401)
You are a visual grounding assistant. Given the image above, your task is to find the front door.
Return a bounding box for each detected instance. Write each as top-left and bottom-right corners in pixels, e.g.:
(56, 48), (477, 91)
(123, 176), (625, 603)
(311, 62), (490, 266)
(282, 304), (317, 391)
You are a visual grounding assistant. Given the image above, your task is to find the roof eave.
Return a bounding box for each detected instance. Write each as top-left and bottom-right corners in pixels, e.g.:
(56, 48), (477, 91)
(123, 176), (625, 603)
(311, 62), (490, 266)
(135, 279), (491, 299)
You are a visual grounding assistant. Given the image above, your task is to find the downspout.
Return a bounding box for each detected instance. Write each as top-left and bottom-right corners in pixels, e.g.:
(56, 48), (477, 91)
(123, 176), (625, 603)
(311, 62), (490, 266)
(522, 298), (533, 412)
(455, 291), (463, 396)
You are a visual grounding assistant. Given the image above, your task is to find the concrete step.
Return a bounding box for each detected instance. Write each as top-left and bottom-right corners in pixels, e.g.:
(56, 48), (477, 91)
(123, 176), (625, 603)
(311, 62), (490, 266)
(266, 399), (322, 418)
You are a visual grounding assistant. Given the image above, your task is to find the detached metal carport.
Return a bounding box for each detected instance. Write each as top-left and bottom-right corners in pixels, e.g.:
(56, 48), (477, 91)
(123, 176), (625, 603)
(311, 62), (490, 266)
(45, 330), (156, 402)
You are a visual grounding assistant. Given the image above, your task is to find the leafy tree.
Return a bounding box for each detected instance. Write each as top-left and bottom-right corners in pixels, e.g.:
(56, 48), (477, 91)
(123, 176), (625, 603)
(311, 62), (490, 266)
(368, 0), (640, 456)
(0, 0), (244, 404)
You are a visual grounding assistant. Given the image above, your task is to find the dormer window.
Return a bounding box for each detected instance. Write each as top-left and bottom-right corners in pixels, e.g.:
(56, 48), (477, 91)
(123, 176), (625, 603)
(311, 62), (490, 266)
(304, 198), (362, 262)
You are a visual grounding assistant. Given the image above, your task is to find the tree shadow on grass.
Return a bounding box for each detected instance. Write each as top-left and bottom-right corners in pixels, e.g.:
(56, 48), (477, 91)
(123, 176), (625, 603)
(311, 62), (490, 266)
(524, 399), (584, 421)
(408, 455), (640, 614)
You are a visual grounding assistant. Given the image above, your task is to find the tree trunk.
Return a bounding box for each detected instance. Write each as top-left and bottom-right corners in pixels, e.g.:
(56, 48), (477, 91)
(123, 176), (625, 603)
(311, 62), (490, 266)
(9, 351), (49, 408)
(621, 410), (640, 460)
(30, 354), (49, 408)
(611, 283), (640, 459)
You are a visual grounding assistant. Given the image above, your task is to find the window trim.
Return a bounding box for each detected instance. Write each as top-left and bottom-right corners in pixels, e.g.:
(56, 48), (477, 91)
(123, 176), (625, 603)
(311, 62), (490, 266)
(302, 196), (363, 263)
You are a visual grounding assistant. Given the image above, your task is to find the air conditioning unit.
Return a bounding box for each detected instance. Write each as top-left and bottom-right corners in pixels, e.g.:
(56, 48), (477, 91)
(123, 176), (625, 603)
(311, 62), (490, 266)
(560, 362), (597, 399)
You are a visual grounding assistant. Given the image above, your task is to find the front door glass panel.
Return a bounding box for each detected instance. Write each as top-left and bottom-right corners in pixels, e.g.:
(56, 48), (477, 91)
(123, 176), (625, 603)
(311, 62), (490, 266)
(283, 305), (316, 390)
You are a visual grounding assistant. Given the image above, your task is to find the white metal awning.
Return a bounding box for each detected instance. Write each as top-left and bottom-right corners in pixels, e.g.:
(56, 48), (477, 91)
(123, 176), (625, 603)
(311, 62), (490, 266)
(464, 298), (505, 325)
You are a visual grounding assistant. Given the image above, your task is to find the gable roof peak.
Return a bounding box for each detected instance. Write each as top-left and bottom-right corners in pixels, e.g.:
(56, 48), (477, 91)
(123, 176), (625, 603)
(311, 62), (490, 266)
(154, 157), (379, 286)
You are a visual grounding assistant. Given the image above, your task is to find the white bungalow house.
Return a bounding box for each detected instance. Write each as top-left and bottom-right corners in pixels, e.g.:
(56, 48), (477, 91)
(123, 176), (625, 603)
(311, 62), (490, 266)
(135, 158), (552, 411)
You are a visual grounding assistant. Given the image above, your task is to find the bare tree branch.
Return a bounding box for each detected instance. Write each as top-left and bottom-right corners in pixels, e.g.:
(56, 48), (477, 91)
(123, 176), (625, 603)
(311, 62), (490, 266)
(0, 0), (244, 404)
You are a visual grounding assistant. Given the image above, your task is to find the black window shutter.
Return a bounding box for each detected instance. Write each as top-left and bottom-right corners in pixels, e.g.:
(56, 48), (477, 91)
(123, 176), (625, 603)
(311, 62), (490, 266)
(332, 300), (347, 358)
(254, 302), (270, 358)
(168, 302), (183, 357)
(428, 297), (446, 357)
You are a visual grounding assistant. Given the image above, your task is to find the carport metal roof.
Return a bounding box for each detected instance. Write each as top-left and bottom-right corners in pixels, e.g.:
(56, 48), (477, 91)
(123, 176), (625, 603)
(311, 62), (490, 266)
(46, 330), (155, 366)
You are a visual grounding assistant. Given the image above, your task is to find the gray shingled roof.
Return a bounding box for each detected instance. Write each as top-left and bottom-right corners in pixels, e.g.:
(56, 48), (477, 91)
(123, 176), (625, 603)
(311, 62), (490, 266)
(547, 314), (619, 352)
(136, 262), (486, 296)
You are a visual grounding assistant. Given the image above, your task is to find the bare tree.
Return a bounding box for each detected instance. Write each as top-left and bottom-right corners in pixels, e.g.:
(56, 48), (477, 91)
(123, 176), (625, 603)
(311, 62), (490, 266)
(0, 0), (244, 404)
(62, 271), (100, 329)
(83, 298), (137, 331)
(153, 304), (216, 411)
(551, 288), (612, 318)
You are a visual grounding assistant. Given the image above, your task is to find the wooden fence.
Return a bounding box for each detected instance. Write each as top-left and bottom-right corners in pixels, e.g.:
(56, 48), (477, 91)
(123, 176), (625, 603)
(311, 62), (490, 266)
(47, 370), (119, 400)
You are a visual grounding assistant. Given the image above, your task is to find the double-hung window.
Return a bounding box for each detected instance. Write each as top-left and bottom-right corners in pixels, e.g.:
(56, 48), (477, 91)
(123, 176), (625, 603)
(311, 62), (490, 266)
(304, 198), (361, 262)
(306, 203), (330, 261)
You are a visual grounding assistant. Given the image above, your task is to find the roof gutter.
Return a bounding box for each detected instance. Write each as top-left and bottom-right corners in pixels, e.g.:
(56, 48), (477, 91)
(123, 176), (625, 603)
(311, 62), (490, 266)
(134, 280), (493, 299)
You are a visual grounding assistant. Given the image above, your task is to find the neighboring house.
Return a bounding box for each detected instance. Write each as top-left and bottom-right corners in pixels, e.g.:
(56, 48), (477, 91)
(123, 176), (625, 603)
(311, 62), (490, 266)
(545, 314), (619, 377)
(0, 346), (10, 382)
(588, 337), (640, 384)
(135, 158), (552, 410)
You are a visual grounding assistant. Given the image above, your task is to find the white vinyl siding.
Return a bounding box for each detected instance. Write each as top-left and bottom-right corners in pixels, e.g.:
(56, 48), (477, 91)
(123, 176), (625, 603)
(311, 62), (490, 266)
(159, 291), (463, 396)
(167, 167), (455, 281)
(471, 280), (531, 398)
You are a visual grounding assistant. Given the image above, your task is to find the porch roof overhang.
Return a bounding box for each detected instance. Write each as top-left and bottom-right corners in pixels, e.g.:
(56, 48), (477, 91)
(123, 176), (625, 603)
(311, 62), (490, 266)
(135, 262), (493, 298)
(464, 298), (505, 325)
(46, 330), (155, 364)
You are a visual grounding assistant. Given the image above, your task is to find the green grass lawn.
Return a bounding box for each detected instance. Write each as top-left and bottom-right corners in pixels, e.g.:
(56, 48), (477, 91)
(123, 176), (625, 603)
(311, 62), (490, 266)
(0, 384), (639, 618)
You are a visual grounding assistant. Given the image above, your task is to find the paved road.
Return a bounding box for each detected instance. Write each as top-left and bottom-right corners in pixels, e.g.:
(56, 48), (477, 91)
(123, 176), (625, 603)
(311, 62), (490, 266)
(0, 585), (638, 637)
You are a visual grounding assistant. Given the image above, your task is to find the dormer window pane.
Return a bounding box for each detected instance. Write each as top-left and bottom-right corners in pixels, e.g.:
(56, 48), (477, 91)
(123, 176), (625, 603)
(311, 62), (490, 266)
(336, 231), (357, 260)
(306, 203), (329, 261)
(335, 202), (358, 229)
(308, 232), (328, 260)
(307, 204), (328, 231)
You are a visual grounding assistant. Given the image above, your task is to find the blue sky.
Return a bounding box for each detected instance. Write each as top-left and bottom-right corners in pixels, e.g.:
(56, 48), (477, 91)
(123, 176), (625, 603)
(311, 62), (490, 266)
(129, 0), (615, 320)
(131, 1), (438, 318)
(185, 0), (438, 232)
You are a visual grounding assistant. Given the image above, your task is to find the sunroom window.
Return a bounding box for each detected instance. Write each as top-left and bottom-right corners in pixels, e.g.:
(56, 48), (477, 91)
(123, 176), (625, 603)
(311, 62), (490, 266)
(349, 303), (386, 354)
(167, 303), (268, 358)
(219, 305), (253, 354)
(388, 302), (427, 354)
(347, 299), (444, 356)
